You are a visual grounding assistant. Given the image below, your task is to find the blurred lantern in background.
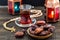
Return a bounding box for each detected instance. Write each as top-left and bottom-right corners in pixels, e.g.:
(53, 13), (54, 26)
(45, 0), (59, 22)
(8, 0), (22, 15)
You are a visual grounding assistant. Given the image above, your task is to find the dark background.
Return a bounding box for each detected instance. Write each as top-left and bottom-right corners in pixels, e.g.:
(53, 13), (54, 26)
(0, 0), (45, 6)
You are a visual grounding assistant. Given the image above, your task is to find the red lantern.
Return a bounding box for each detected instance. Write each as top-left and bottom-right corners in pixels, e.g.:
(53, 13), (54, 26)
(46, 8), (59, 22)
(45, 0), (59, 22)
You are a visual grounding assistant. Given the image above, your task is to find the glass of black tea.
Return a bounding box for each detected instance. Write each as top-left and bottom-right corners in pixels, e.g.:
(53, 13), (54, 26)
(20, 5), (33, 24)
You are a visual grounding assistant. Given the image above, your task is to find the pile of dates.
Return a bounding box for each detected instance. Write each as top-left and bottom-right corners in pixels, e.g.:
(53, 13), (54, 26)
(29, 21), (55, 36)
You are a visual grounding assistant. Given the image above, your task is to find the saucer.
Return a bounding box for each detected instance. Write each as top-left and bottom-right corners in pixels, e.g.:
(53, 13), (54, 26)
(15, 17), (36, 27)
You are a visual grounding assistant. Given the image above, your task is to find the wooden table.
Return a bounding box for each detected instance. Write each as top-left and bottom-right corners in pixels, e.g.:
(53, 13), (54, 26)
(0, 7), (60, 40)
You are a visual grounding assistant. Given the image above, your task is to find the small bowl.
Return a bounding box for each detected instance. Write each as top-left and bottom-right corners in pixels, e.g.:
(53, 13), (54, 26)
(15, 17), (36, 27)
(27, 28), (53, 39)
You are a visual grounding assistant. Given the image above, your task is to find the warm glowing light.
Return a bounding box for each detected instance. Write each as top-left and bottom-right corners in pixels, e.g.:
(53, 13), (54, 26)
(48, 11), (54, 19)
(51, 11), (54, 18)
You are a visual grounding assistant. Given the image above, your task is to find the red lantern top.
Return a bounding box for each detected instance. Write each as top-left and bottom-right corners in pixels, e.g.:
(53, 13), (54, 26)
(45, 0), (59, 8)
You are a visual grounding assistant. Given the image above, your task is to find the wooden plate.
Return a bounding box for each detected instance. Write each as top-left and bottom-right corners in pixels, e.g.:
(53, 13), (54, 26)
(27, 28), (53, 39)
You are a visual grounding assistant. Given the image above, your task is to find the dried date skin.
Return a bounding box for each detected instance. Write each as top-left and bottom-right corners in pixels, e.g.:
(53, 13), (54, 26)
(30, 26), (43, 35)
(44, 24), (51, 28)
(15, 31), (24, 38)
(29, 25), (38, 34)
(48, 26), (55, 33)
(34, 28), (43, 34)
(43, 24), (52, 30)
(29, 30), (35, 34)
(36, 21), (46, 26)
(30, 25), (38, 31)
(29, 23), (55, 36)
(39, 31), (51, 36)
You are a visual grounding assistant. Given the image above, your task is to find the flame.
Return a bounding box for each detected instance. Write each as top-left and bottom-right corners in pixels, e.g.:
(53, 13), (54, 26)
(51, 11), (54, 18)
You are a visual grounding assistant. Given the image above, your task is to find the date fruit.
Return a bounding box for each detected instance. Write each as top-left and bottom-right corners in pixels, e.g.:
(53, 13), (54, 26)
(34, 27), (43, 34)
(15, 31), (24, 38)
(36, 21), (46, 26)
(39, 31), (51, 36)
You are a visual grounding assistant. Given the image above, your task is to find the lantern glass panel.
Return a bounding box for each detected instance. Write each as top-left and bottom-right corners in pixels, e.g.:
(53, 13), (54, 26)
(14, 2), (20, 13)
(47, 8), (55, 20)
(55, 8), (59, 20)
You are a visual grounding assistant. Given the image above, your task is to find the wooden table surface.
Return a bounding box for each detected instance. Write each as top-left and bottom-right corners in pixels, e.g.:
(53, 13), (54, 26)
(0, 7), (60, 40)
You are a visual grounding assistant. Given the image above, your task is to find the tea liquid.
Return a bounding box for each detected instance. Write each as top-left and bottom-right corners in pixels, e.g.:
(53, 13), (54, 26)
(20, 11), (32, 24)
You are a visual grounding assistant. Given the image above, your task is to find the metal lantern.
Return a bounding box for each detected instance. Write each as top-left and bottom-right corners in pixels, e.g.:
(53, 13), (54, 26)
(8, 0), (22, 15)
(45, 0), (59, 22)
